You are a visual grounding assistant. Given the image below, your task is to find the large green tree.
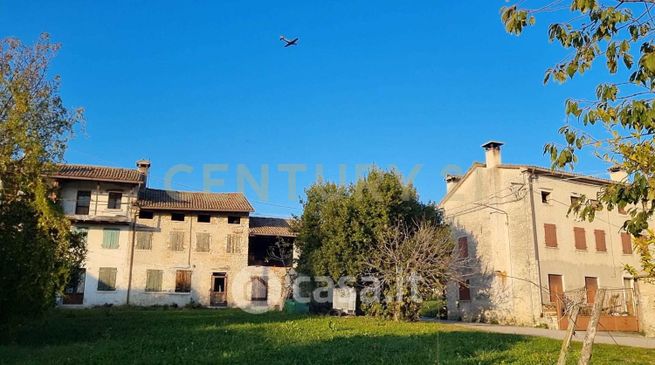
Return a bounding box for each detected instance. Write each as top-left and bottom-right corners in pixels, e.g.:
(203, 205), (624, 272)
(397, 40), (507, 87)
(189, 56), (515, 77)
(294, 168), (443, 316)
(0, 34), (85, 323)
(502, 0), (655, 277)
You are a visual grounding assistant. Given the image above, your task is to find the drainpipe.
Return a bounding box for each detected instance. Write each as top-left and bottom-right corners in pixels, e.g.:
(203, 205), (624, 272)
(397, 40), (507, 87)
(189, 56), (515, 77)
(188, 213), (193, 267)
(527, 171), (545, 313)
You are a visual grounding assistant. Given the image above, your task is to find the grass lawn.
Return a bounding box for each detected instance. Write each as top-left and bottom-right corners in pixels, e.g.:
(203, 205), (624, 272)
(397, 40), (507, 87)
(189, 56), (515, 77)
(0, 308), (653, 364)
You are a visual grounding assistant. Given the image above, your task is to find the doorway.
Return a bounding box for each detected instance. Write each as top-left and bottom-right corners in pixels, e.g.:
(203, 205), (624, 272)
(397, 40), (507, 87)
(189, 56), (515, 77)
(210, 272), (227, 307)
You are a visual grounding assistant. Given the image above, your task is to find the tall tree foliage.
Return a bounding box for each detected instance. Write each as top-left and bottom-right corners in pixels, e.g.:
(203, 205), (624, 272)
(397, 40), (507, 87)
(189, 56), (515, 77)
(0, 34), (85, 323)
(502, 0), (655, 277)
(294, 168), (443, 316)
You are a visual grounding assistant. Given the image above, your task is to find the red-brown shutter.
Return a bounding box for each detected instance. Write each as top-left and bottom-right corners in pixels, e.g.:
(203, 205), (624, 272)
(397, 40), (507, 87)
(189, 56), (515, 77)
(574, 227), (587, 250)
(621, 233), (633, 254)
(544, 224), (558, 247)
(594, 230), (607, 252)
(458, 237), (468, 258)
(548, 274), (563, 303)
(458, 280), (471, 301)
(585, 277), (598, 304)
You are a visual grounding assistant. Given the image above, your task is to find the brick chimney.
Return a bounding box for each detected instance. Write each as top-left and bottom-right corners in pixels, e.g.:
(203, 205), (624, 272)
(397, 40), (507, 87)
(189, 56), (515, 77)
(608, 165), (627, 182)
(482, 141), (504, 168)
(445, 174), (462, 193)
(136, 160), (151, 186)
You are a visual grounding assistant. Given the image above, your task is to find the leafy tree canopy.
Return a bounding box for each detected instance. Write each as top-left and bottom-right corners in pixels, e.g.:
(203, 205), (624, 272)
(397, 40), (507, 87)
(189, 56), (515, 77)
(502, 0), (655, 277)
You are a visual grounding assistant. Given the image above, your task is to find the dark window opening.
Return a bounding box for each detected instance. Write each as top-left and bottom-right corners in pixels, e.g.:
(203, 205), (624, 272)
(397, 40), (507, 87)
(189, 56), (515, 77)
(228, 216), (241, 224)
(570, 196), (581, 206)
(75, 191), (91, 215)
(541, 191), (551, 204)
(139, 210), (154, 219)
(248, 236), (293, 266)
(458, 280), (471, 301)
(171, 213), (185, 221)
(175, 270), (192, 293)
(108, 192), (122, 209)
(63, 268), (86, 304)
(198, 214), (211, 223)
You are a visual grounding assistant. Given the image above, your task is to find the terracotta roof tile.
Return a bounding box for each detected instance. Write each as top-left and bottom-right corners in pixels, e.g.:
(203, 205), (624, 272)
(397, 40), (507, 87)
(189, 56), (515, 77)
(51, 164), (144, 184)
(138, 188), (254, 212)
(249, 217), (296, 237)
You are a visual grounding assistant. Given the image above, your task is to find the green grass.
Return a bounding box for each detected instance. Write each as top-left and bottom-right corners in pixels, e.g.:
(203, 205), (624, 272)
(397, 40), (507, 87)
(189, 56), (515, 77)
(0, 308), (652, 364)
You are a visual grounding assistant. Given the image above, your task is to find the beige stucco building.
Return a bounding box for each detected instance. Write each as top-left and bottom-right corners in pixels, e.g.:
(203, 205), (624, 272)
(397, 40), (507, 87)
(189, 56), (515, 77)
(441, 141), (654, 335)
(52, 161), (294, 310)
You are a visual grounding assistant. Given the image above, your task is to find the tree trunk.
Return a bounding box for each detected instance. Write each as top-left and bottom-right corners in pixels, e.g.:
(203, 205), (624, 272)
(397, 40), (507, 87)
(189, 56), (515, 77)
(558, 303), (580, 365)
(578, 289), (606, 365)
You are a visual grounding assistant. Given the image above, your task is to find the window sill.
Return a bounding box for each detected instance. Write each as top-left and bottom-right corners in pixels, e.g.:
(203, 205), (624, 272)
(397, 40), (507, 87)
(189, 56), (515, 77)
(545, 246), (558, 249)
(96, 290), (117, 294)
(595, 250), (608, 253)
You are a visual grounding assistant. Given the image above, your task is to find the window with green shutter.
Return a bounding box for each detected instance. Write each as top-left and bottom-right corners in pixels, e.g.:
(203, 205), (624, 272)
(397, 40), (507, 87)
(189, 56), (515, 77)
(170, 231), (185, 251)
(145, 269), (163, 292)
(97, 267), (117, 291)
(102, 228), (120, 249)
(226, 234), (241, 253)
(196, 232), (211, 252)
(136, 231), (153, 250)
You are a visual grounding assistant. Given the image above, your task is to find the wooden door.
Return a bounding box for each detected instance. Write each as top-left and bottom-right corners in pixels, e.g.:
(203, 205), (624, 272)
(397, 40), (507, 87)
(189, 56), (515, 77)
(210, 273), (227, 306)
(548, 274), (563, 304)
(585, 277), (598, 304)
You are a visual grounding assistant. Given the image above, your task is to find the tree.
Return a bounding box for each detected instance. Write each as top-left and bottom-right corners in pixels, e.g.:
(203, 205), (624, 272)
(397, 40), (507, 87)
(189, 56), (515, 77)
(0, 34), (85, 323)
(363, 220), (466, 321)
(501, 1), (655, 277)
(294, 168), (442, 316)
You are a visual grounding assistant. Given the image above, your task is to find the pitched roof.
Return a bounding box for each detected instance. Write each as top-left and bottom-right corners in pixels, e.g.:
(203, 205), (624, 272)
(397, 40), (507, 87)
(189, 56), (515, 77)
(249, 217), (296, 237)
(50, 164), (144, 184)
(138, 188), (254, 212)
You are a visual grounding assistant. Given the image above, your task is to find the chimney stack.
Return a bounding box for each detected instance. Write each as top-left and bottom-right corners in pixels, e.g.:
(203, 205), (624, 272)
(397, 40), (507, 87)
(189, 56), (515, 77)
(136, 160), (151, 187)
(445, 174), (462, 193)
(608, 165), (628, 182)
(482, 141), (504, 168)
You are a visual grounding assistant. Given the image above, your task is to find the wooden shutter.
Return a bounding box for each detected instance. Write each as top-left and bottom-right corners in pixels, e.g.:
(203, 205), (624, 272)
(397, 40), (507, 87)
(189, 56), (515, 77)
(98, 267), (117, 291)
(548, 274), (563, 303)
(585, 277), (598, 304)
(136, 232), (152, 250)
(227, 234), (241, 253)
(621, 233), (633, 254)
(170, 232), (185, 251)
(102, 229), (120, 249)
(251, 277), (268, 301)
(458, 280), (471, 301)
(145, 270), (163, 292)
(544, 224), (558, 247)
(458, 237), (469, 258)
(196, 233), (210, 252)
(574, 227), (587, 250)
(594, 230), (607, 252)
(175, 270), (192, 292)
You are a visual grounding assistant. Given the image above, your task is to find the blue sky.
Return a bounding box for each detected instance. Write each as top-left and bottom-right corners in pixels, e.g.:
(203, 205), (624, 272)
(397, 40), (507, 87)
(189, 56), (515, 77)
(2, 1), (613, 217)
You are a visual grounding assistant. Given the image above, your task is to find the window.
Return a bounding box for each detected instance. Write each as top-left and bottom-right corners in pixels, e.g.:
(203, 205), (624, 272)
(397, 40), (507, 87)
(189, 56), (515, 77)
(618, 205), (628, 215)
(171, 213), (185, 221)
(175, 270), (192, 293)
(621, 232), (633, 254)
(585, 277), (598, 304)
(458, 237), (468, 258)
(107, 192), (122, 209)
(228, 216), (241, 224)
(136, 231), (153, 250)
(574, 227), (587, 250)
(102, 228), (120, 249)
(145, 270), (163, 292)
(139, 210), (154, 219)
(75, 190), (91, 215)
(251, 277), (268, 301)
(198, 214), (211, 223)
(74, 227), (89, 245)
(170, 231), (185, 251)
(570, 196), (581, 206)
(97, 267), (117, 291)
(544, 224), (558, 247)
(458, 280), (471, 301)
(548, 274), (563, 303)
(541, 191), (551, 204)
(196, 232), (211, 252)
(594, 230), (607, 252)
(226, 234), (241, 253)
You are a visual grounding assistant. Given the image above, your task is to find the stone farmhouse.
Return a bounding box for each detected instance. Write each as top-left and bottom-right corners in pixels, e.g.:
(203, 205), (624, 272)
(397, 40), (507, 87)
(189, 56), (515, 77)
(50, 161), (294, 310)
(441, 141), (655, 336)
